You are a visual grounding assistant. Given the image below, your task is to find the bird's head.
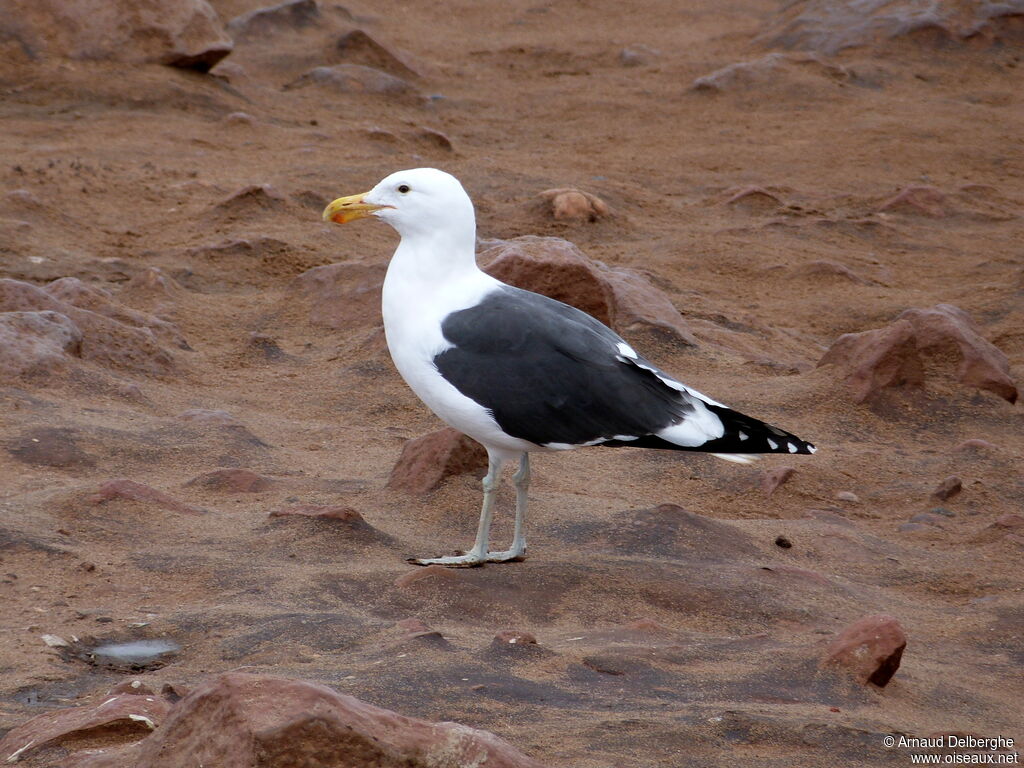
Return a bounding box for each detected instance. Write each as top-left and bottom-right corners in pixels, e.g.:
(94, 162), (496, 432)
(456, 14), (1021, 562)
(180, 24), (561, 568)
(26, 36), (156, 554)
(322, 168), (475, 241)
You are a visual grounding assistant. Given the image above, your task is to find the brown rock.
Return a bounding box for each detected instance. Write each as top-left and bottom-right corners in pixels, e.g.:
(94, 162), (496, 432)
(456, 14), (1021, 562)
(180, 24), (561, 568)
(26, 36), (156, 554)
(8, 427), (95, 468)
(44, 276), (188, 349)
(387, 427), (488, 495)
(757, 0), (1024, 55)
(227, 0), (320, 40)
(818, 304), (1017, 404)
(538, 188), (610, 222)
(954, 438), (998, 454)
(0, 692), (171, 764)
(414, 127), (455, 152)
(290, 262), (387, 330)
(971, 514), (1024, 544)
(761, 466), (796, 496)
(723, 185), (785, 214)
(109, 680), (156, 696)
(619, 44), (659, 67)
(879, 185), (948, 217)
(119, 267), (188, 306)
(269, 505), (391, 544)
(0, 310), (82, 382)
(1, 0), (232, 71)
(124, 672), (545, 768)
(215, 184), (286, 213)
(481, 236), (696, 346)
(691, 52), (849, 96)
(824, 614), (906, 687)
(394, 564), (465, 590)
(334, 29), (425, 80)
(0, 279), (177, 377)
(492, 630), (538, 646)
(186, 468), (274, 493)
(287, 64), (420, 97)
(394, 618), (447, 646)
(932, 475), (962, 501)
(91, 479), (206, 516)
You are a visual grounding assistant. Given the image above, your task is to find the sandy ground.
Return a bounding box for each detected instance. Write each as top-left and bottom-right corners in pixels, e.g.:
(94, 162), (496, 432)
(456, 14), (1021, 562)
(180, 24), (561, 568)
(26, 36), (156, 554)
(1, 0), (1022, 765)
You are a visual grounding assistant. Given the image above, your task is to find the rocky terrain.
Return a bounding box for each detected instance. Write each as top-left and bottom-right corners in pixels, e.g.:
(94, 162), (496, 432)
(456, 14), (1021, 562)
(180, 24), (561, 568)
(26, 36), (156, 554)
(0, 0), (1022, 765)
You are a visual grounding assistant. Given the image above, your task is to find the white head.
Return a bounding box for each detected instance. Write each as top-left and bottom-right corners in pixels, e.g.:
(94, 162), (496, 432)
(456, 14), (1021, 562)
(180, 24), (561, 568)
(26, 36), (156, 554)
(322, 168), (476, 245)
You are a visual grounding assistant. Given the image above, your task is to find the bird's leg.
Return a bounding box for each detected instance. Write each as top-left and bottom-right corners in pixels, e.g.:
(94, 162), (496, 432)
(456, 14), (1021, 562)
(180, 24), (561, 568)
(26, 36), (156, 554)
(408, 453), (504, 567)
(485, 452), (529, 563)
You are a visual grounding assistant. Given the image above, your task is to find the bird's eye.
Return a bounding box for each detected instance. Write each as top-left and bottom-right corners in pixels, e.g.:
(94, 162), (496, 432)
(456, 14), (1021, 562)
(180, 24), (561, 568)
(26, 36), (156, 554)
(397, 184), (411, 194)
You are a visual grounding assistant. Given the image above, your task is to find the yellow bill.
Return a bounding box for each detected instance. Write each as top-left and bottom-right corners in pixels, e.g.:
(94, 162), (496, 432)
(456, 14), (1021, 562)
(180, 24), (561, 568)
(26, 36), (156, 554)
(322, 192), (388, 224)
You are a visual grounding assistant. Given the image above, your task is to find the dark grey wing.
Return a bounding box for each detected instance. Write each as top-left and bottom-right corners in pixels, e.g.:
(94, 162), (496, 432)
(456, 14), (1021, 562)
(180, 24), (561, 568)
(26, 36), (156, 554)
(433, 285), (693, 447)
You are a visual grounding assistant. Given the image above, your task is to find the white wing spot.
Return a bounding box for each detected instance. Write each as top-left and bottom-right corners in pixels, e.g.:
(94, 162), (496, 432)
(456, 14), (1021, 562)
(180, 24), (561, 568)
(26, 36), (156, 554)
(616, 342), (638, 360)
(767, 438), (778, 450)
(788, 442), (798, 453)
(808, 445), (817, 454)
(738, 431), (748, 441)
(612, 434), (639, 441)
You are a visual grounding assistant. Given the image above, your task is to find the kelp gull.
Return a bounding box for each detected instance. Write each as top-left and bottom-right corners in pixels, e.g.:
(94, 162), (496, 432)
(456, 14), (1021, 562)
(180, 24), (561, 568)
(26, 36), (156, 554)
(323, 168), (815, 566)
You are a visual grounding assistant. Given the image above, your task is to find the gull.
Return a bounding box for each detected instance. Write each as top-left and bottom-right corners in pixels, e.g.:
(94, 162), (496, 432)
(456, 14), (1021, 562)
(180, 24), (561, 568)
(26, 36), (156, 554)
(322, 168), (814, 566)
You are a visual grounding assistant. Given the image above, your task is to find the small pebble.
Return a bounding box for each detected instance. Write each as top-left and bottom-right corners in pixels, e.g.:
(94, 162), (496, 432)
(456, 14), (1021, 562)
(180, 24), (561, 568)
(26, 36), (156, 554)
(774, 536), (793, 549)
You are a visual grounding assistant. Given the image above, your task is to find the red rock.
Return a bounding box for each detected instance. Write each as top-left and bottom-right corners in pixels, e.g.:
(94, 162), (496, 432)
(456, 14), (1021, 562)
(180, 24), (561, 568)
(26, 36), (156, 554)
(625, 618), (669, 632)
(395, 618), (434, 636)
(0, 692), (171, 764)
(387, 427), (488, 495)
(722, 185), (785, 214)
(215, 184), (286, 212)
(119, 267), (188, 308)
(91, 479), (206, 516)
(288, 64), (420, 97)
(8, 427), (95, 468)
(0, 279), (177, 377)
(227, 0), (320, 40)
(932, 475), (962, 501)
(492, 630), (538, 646)
(109, 680), (156, 696)
(124, 672), (545, 768)
(186, 468), (274, 493)
(270, 504), (359, 521)
(44, 276), (188, 349)
(972, 514), (1024, 544)
(415, 127), (454, 151)
(879, 185), (948, 217)
(761, 466), (796, 496)
(394, 618), (447, 645)
(1, 0), (232, 71)
(792, 259), (876, 285)
(823, 614), (906, 687)
(757, 0), (1024, 55)
(334, 29), (425, 80)
(291, 262), (387, 330)
(394, 564), (465, 590)
(538, 188), (610, 222)
(481, 236), (697, 346)
(269, 505), (390, 543)
(818, 304), (1017, 404)
(0, 310), (82, 382)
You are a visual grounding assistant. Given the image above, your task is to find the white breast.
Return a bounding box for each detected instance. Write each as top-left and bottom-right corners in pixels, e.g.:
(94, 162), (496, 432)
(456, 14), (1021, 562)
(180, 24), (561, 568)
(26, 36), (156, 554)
(381, 259), (537, 457)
